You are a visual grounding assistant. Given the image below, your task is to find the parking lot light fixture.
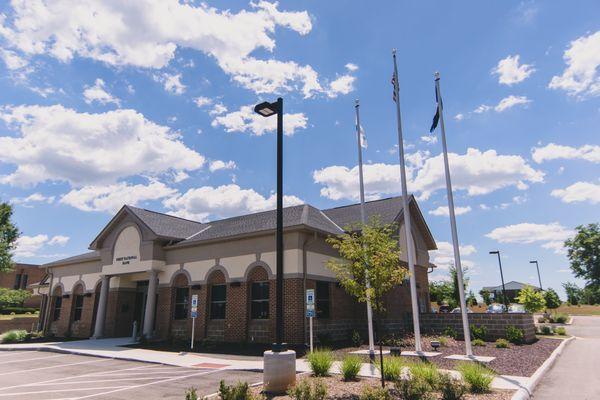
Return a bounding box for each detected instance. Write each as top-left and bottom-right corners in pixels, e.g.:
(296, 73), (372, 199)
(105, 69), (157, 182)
(489, 250), (509, 310)
(530, 260), (543, 290)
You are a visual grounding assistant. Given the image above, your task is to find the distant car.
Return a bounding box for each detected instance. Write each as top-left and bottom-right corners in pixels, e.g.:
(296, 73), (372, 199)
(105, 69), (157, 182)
(486, 303), (507, 313)
(508, 304), (526, 313)
(438, 304), (451, 313)
(450, 307), (472, 313)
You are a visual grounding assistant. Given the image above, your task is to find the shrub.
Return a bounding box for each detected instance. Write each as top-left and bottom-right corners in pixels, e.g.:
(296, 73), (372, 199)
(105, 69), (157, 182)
(495, 339), (509, 348)
(443, 326), (458, 339)
(218, 381), (255, 400)
(287, 379), (327, 400)
(395, 375), (434, 400)
(457, 362), (494, 393)
(506, 326), (524, 344)
(516, 285), (546, 313)
(438, 373), (468, 400)
(376, 356), (404, 381)
(351, 330), (363, 348)
(408, 361), (441, 390)
(544, 288), (562, 309)
(470, 325), (487, 341)
(185, 387), (198, 400)
(1, 329), (28, 343)
(359, 385), (391, 400)
(341, 355), (362, 381)
(537, 316), (547, 323)
(540, 325), (553, 335)
(555, 327), (567, 336)
(472, 339), (485, 347)
(438, 336), (448, 347)
(550, 313), (568, 324)
(307, 349), (333, 377)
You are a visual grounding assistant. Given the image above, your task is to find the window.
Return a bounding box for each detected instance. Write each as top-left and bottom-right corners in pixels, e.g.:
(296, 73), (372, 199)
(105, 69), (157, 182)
(73, 295), (84, 321)
(13, 274), (21, 290)
(251, 282), (269, 319)
(174, 287), (189, 320)
(21, 274), (28, 289)
(210, 284), (226, 319)
(53, 296), (62, 321)
(316, 281), (330, 319)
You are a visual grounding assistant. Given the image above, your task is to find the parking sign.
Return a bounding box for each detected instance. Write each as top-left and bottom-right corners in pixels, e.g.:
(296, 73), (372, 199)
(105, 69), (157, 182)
(306, 289), (315, 306)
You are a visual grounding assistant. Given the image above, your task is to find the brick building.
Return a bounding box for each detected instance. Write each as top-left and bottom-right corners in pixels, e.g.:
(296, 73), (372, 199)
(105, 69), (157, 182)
(38, 196), (437, 345)
(0, 263), (45, 309)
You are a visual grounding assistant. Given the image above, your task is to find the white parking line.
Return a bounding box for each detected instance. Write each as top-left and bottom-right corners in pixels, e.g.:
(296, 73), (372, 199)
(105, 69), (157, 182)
(0, 357), (111, 376)
(0, 386), (131, 397)
(96, 370), (200, 377)
(0, 353), (67, 365)
(27, 376), (184, 386)
(0, 351), (30, 358)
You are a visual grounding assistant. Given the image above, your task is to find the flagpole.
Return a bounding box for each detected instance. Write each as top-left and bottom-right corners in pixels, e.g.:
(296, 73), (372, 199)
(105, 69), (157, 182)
(434, 71), (473, 356)
(355, 99), (375, 359)
(392, 49), (422, 352)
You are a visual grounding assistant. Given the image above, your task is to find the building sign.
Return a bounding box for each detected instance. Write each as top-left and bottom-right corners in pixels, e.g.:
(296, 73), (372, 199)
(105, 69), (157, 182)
(115, 255), (138, 265)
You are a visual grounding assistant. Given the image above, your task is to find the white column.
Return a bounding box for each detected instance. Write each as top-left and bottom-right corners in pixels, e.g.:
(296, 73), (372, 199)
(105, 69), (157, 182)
(92, 275), (110, 339)
(143, 269), (158, 338)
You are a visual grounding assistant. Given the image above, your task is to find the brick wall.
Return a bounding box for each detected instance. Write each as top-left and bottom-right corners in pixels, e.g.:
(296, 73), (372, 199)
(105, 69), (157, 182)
(0, 317), (38, 334)
(0, 264), (45, 309)
(420, 313), (536, 343)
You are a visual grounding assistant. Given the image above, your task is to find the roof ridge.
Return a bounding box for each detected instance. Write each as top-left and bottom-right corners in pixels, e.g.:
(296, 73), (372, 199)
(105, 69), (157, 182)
(315, 208), (344, 232)
(126, 205), (204, 225)
(197, 203), (307, 225)
(321, 196), (402, 212)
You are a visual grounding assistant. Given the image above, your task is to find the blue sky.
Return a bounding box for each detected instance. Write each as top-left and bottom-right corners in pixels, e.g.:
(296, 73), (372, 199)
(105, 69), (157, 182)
(0, 1), (599, 298)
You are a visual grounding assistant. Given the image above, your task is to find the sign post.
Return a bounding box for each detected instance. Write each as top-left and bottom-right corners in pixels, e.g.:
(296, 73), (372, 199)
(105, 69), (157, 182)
(306, 289), (315, 352)
(190, 294), (198, 350)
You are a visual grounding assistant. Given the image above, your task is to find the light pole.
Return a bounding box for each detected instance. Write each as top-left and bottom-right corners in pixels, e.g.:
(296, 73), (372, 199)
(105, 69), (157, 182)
(489, 251), (509, 311)
(254, 98), (285, 352)
(530, 260), (542, 290)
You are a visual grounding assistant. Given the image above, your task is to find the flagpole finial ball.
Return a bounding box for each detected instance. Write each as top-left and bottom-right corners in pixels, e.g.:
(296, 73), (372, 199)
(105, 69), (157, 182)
(392, 48), (396, 55)
(434, 71), (440, 79)
(355, 99), (359, 106)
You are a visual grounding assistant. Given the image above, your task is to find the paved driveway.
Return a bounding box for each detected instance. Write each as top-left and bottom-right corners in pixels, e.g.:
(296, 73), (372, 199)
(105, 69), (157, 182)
(533, 316), (600, 400)
(0, 351), (261, 399)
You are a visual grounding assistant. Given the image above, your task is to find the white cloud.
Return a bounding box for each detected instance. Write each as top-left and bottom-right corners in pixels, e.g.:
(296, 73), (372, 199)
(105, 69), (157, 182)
(549, 31), (600, 97)
(473, 104), (492, 114)
(211, 105), (307, 136)
(163, 184), (303, 221)
(209, 103), (228, 116)
(0, 49), (28, 70)
(551, 181), (600, 205)
(327, 74), (355, 98)
(0, 105), (205, 187)
(154, 72), (186, 95)
(345, 63), (358, 72)
(0, 1), (352, 98)
(60, 180), (177, 213)
(420, 135), (438, 145)
(30, 86), (56, 98)
(429, 206), (472, 217)
(83, 78), (120, 106)
(454, 113), (464, 121)
(531, 143), (600, 164)
(13, 234), (70, 258)
(194, 96), (212, 107)
(313, 148), (544, 201)
(494, 95), (531, 112)
(492, 55), (535, 85)
(11, 192), (55, 207)
(486, 222), (575, 254)
(430, 241), (477, 270)
(209, 160), (237, 172)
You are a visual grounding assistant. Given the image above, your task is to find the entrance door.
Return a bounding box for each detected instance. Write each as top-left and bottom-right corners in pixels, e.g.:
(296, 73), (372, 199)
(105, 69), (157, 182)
(133, 281), (148, 334)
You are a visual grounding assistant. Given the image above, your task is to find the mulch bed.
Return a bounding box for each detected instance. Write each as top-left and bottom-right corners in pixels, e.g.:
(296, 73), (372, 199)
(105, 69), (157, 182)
(328, 335), (562, 377)
(252, 375), (514, 400)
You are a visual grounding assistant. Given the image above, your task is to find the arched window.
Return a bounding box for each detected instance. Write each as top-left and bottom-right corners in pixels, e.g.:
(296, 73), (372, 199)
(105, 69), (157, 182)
(208, 270), (226, 320)
(248, 266), (269, 320)
(172, 273), (190, 320)
(72, 284), (85, 322)
(52, 286), (63, 322)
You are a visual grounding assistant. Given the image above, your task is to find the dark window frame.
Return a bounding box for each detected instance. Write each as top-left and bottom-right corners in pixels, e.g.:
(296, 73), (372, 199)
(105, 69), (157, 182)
(52, 296), (62, 321)
(13, 274), (22, 290)
(316, 281), (330, 319)
(73, 294), (84, 321)
(250, 281), (269, 320)
(210, 284), (226, 320)
(173, 287), (189, 320)
(21, 274), (28, 289)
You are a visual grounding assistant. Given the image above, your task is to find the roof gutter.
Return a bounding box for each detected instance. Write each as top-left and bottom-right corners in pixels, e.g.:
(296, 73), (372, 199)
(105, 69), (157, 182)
(41, 267), (54, 336)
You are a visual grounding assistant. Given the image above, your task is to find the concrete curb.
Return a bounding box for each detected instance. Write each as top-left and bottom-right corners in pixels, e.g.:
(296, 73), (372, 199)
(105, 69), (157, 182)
(511, 336), (575, 400)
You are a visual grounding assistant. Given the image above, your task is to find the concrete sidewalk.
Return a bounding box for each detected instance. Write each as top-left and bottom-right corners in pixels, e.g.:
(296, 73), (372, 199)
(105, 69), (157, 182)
(0, 338), (528, 390)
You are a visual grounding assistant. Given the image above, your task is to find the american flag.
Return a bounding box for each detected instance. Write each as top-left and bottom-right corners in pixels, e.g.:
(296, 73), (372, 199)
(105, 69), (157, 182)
(391, 74), (397, 103)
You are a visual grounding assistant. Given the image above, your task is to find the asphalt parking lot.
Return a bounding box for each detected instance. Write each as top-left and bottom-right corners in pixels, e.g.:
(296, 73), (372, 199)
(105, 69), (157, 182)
(0, 350), (262, 399)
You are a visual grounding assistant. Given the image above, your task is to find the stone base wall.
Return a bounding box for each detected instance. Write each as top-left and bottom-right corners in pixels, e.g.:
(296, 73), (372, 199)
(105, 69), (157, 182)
(0, 317), (38, 334)
(420, 313), (536, 343)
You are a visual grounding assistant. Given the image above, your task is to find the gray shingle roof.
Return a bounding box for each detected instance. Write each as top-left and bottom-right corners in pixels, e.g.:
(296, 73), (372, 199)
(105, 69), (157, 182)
(482, 281), (540, 291)
(322, 197), (404, 229)
(126, 206), (205, 240)
(43, 251), (100, 267)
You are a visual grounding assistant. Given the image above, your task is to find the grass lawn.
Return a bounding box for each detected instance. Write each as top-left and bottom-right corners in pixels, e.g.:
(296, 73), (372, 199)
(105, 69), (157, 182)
(556, 304), (600, 316)
(0, 313), (39, 321)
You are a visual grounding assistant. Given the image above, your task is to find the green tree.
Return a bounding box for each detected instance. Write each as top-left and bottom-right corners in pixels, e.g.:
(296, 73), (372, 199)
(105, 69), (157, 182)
(516, 285), (546, 313)
(450, 265), (469, 307)
(0, 288), (32, 308)
(565, 223), (600, 286)
(0, 202), (19, 273)
(429, 280), (454, 306)
(466, 290), (478, 307)
(326, 219), (408, 314)
(479, 289), (492, 305)
(543, 288), (561, 309)
(581, 285), (600, 305)
(562, 282), (582, 305)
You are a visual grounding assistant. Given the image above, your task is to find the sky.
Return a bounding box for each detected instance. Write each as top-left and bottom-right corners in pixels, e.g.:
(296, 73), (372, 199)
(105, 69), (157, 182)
(0, 0), (599, 299)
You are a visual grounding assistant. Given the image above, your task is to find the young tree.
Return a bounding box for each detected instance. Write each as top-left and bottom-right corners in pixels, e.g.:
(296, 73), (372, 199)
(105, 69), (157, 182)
(516, 285), (546, 313)
(0, 202), (19, 273)
(543, 288), (562, 309)
(450, 265), (469, 308)
(466, 290), (478, 307)
(479, 289), (492, 305)
(565, 223), (600, 286)
(429, 280), (454, 306)
(562, 282), (581, 305)
(326, 219), (408, 314)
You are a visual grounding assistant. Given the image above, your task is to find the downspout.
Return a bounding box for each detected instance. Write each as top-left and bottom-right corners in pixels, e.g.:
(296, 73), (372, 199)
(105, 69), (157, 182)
(302, 231), (318, 346)
(42, 267), (54, 336)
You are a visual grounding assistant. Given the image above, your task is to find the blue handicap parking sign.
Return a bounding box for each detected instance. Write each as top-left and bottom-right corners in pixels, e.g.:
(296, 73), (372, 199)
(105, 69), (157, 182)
(191, 310), (198, 318)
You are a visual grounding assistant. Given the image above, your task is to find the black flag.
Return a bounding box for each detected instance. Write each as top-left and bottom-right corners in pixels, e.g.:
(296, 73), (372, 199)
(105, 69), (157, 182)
(430, 83), (442, 133)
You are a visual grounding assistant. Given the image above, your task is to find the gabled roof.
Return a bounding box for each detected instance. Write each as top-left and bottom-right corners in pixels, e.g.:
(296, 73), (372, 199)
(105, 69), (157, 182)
(43, 251), (101, 267)
(482, 281), (540, 292)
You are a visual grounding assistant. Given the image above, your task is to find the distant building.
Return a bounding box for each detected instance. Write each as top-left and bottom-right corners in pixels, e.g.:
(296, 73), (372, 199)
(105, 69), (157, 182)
(0, 263), (45, 308)
(482, 281), (541, 304)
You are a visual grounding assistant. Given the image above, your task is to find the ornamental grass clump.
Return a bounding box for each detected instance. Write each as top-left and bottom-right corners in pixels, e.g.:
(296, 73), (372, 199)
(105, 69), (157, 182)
(287, 379), (327, 400)
(472, 339), (485, 347)
(341, 354), (362, 381)
(438, 373), (468, 400)
(408, 361), (441, 390)
(457, 362), (494, 393)
(395, 374), (434, 400)
(495, 338), (509, 348)
(359, 385), (392, 400)
(307, 349), (334, 377)
(376, 356), (404, 381)
(1, 329), (28, 343)
(555, 327), (567, 336)
(218, 380), (258, 400)
(540, 325), (553, 335)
